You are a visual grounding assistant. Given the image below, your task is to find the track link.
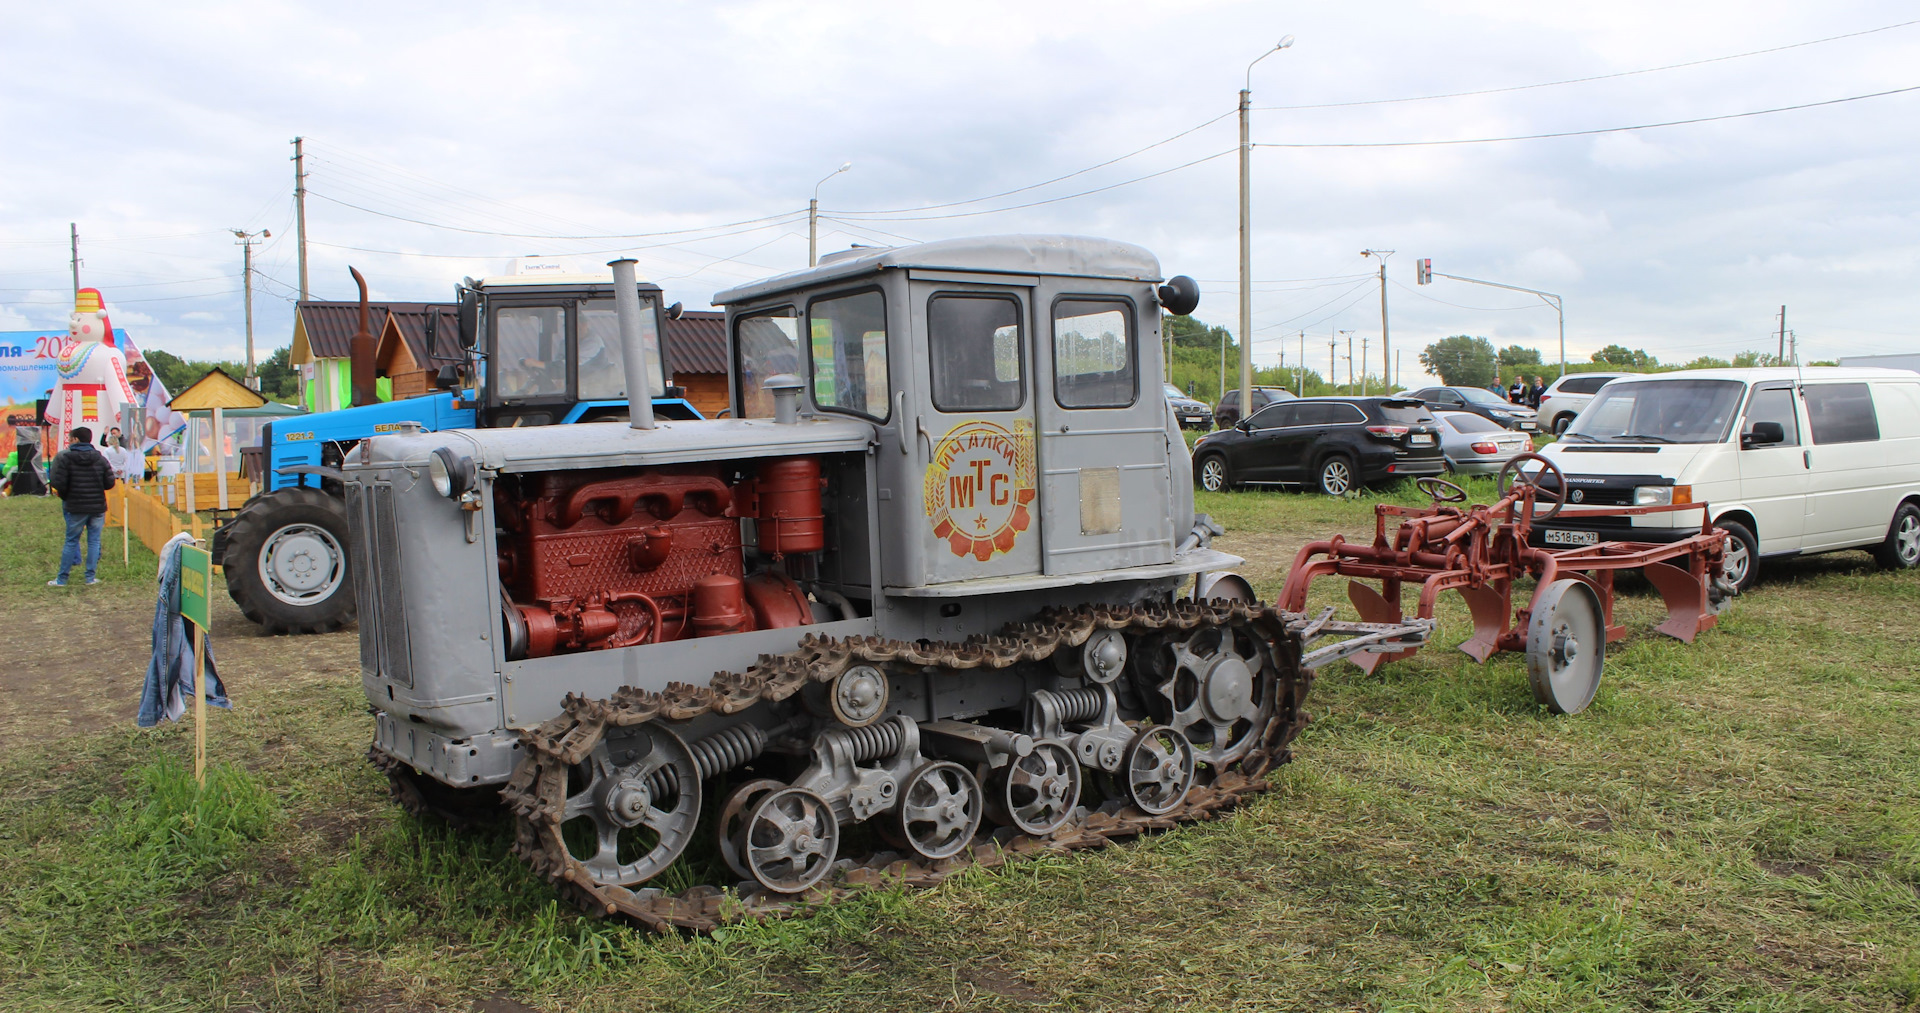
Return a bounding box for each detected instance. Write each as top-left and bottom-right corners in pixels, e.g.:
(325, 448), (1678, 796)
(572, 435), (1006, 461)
(499, 599), (1312, 933)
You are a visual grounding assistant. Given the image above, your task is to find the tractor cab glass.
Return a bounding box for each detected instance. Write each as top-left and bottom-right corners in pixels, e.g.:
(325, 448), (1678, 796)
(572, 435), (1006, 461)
(488, 296), (665, 409)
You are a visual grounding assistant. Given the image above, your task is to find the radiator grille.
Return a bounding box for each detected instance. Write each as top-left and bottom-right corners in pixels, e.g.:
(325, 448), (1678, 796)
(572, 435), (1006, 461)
(372, 484), (414, 688)
(344, 483), (380, 677)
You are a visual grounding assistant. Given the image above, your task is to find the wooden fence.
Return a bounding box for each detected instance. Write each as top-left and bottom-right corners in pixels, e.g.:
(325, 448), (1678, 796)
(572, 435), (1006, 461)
(104, 478), (224, 570)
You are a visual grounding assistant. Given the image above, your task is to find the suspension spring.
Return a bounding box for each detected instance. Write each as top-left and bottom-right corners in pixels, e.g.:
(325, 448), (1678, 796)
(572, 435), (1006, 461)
(827, 719), (904, 763)
(646, 723), (768, 797)
(1051, 686), (1107, 724)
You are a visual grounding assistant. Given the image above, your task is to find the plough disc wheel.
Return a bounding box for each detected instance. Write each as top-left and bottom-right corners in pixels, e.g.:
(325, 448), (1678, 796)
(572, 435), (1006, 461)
(1526, 579), (1605, 715)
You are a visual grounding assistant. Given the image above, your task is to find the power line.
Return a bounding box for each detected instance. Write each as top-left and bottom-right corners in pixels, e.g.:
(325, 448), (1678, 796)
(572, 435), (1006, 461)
(831, 149), (1236, 222)
(835, 109), (1235, 215)
(307, 190), (809, 241)
(1256, 84), (1920, 148)
(1254, 18), (1920, 111)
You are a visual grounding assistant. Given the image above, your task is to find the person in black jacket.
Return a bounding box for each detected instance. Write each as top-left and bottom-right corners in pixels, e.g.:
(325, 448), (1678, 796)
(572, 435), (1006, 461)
(47, 426), (117, 586)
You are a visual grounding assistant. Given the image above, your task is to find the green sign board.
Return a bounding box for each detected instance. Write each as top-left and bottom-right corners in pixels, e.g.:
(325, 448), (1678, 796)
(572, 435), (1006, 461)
(178, 544), (212, 630)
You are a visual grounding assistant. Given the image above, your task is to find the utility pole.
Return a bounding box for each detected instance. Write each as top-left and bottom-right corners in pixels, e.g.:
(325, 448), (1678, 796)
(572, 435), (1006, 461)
(1396, 350), (1402, 391)
(1240, 37), (1294, 427)
(1343, 330), (1355, 394)
(1360, 335), (1369, 395)
(1327, 334), (1336, 396)
(1218, 330), (1227, 405)
(1777, 305), (1787, 364)
(1297, 330), (1305, 395)
(292, 137), (309, 302)
(69, 223), (80, 300)
(1362, 249), (1394, 389)
(232, 228), (271, 387)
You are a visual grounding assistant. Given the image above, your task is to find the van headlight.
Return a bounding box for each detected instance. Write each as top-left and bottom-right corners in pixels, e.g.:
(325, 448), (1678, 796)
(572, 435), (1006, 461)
(429, 447), (477, 498)
(1634, 485), (1692, 506)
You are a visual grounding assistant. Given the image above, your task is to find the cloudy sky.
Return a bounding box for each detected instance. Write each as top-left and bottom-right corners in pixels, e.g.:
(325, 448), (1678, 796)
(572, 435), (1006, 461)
(2, 0), (1915, 385)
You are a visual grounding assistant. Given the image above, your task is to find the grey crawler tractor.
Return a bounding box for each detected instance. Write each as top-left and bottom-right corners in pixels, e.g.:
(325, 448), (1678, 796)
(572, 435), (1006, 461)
(350, 236), (1431, 930)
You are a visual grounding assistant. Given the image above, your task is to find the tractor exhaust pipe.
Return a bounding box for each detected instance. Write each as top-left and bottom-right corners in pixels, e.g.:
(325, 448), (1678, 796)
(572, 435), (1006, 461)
(608, 258), (656, 431)
(348, 266), (379, 408)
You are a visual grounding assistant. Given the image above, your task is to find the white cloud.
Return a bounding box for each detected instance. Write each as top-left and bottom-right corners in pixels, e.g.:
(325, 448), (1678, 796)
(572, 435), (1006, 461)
(179, 310), (223, 322)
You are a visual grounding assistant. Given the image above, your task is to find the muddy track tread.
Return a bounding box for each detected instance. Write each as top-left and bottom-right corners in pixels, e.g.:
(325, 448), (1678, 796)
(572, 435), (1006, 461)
(499, 599), (1310, 933)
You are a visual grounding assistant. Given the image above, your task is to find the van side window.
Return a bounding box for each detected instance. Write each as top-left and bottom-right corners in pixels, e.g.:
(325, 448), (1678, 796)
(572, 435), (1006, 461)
(1804, 383), (1879, 445)
(1562, 375), (1614, 395)
(1742, 386), (1799, 447)
(1247, 403), (1298, 429)
(928, 294), (1023, 412)
(1053, 299), (1135, 408)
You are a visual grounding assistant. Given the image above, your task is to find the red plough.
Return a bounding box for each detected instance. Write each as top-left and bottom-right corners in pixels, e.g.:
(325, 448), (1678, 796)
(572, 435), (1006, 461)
(1277, 453), (1732, 713)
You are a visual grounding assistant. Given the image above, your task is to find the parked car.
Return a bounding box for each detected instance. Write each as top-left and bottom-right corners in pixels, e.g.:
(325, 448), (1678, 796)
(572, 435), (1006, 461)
(1537, 372), (1631, 434)
(1163, 383), (1214, 429)
(1192, 396), (1444, 496)
(1532, 367), (1920, 591)
(1408, 385), (1538, 431)
(1213, 385), (1296, 429)
(1434, 410), (1533, 474)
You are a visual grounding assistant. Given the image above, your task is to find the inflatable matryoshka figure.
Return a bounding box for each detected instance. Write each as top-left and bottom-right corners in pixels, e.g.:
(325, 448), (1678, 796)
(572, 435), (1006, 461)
(52, 288), (139, 453)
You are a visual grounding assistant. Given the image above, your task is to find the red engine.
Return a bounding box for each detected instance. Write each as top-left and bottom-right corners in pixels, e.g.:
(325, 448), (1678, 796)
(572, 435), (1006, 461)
(495, 457), (824, 658)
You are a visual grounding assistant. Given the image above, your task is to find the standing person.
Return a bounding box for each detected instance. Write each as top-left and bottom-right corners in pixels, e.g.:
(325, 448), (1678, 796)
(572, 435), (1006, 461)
(7, 414), (47, 496)
(1528, 375), (1547, 409)
(1508, 376), (1526, 404)
(47, 426), (117, 587)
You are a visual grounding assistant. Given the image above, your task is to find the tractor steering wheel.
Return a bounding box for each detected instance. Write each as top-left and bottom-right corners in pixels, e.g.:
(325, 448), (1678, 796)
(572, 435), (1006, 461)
(1496, 452), (1567, 522)
(1416, 477), (1469, 503)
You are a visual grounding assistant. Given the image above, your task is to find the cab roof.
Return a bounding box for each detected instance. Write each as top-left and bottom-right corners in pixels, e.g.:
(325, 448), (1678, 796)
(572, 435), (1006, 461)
(711, 234), (1162, 306)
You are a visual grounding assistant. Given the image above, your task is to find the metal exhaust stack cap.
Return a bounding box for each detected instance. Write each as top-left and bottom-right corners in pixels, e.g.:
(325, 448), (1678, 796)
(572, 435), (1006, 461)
(607, 258), (656, 431)
(764, 374), (804, 424)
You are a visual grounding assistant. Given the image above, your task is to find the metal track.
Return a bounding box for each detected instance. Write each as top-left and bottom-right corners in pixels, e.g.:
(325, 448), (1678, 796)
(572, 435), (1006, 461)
(498, 600), (1390, 934)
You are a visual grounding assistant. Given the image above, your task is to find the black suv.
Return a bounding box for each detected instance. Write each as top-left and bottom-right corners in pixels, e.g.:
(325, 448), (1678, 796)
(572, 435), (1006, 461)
(1213, 385), (1296, 429)
(1163, 383), (1214, 430)
(1192, 396), (1444, 495)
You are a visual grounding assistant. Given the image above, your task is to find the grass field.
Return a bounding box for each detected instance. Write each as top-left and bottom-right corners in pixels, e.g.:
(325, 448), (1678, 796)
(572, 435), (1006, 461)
(0, 484), (1916, 1012)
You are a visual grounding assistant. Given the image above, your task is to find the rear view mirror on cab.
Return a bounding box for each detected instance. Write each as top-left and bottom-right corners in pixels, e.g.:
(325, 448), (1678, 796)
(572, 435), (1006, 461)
(456, 285), (480, 350)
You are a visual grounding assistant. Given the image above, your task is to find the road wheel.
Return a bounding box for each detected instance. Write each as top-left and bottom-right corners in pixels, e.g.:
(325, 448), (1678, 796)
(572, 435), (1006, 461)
(1872, 501), (1920, 571)
(1317, 455), (1356, 497)
(1197, 454), (1232, 492)
(1713, 519), (1760, 593)
(222, 485), (355, 634)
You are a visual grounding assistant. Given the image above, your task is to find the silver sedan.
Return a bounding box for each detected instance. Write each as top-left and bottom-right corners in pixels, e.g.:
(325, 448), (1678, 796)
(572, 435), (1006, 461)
(1435, 410), (1534, 474)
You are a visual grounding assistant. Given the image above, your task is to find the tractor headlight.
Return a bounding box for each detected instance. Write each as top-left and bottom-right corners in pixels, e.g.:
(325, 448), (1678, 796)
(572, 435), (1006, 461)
(429, 447), (476, 499)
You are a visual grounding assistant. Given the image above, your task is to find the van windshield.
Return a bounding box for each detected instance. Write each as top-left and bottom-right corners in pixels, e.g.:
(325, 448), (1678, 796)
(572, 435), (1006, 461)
(1561, 379), (1745, 444)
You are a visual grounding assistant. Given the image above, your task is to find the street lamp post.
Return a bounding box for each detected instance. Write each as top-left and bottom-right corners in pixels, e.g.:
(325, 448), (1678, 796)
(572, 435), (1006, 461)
(1421, 266), (1566, 377)
(1239, 36), (1293, 419)
(230, 227), (270, 388)
(809, 161), (853, 267)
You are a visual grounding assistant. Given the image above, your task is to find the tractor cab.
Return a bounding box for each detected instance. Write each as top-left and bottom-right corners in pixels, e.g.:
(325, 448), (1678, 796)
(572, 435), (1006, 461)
(716, 235), (1205, 594)
(456, 271), (698, 428)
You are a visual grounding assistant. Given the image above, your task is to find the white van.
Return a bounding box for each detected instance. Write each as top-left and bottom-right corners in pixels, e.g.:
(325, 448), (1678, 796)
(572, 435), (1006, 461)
(1532, 367), (1920, 590)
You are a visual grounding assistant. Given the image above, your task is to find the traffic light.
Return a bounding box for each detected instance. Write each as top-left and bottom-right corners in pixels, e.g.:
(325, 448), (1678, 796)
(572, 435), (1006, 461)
(1416, 258), (1432, 285)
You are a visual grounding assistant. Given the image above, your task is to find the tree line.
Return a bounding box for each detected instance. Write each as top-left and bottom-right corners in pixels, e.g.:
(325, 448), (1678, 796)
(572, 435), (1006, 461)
(143, 345), (303, 405)
(1416, 335), (1834, 388)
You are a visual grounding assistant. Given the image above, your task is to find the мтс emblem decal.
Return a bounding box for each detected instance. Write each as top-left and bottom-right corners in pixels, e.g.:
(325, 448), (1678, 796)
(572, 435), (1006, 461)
(924, 419), (1036, 560)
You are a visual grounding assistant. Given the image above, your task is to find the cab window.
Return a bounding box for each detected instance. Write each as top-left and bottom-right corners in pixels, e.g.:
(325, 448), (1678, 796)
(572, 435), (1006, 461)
(494, 306), (567, 400)
(1053, 299), (1135, 408)
(929, 294), (1023, 412)
(734, 306), (799, 419)
(1804, 383), (1879, 445)
(808, 290), (889, 421)
(1741, 385), (1800, 447)
(577, 298), (663, 401)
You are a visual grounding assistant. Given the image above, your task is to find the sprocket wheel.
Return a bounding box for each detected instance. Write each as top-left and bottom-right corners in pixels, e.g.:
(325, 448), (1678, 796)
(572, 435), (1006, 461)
(1143, 626), (1276, 768)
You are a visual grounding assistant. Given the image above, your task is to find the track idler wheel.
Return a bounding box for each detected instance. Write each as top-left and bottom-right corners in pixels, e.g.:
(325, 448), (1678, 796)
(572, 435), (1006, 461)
(1122, 725), (1197, 815)
(742, 786), (840, 894)
(894, 761), (983, 861)
(990, 741), (1081, 835)
(557, 725), (701, 887)
(717, 778), (785, 882)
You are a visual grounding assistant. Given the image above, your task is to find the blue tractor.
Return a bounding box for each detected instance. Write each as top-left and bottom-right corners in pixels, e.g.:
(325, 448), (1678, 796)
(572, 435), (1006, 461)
(218, 268), (702, 634)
